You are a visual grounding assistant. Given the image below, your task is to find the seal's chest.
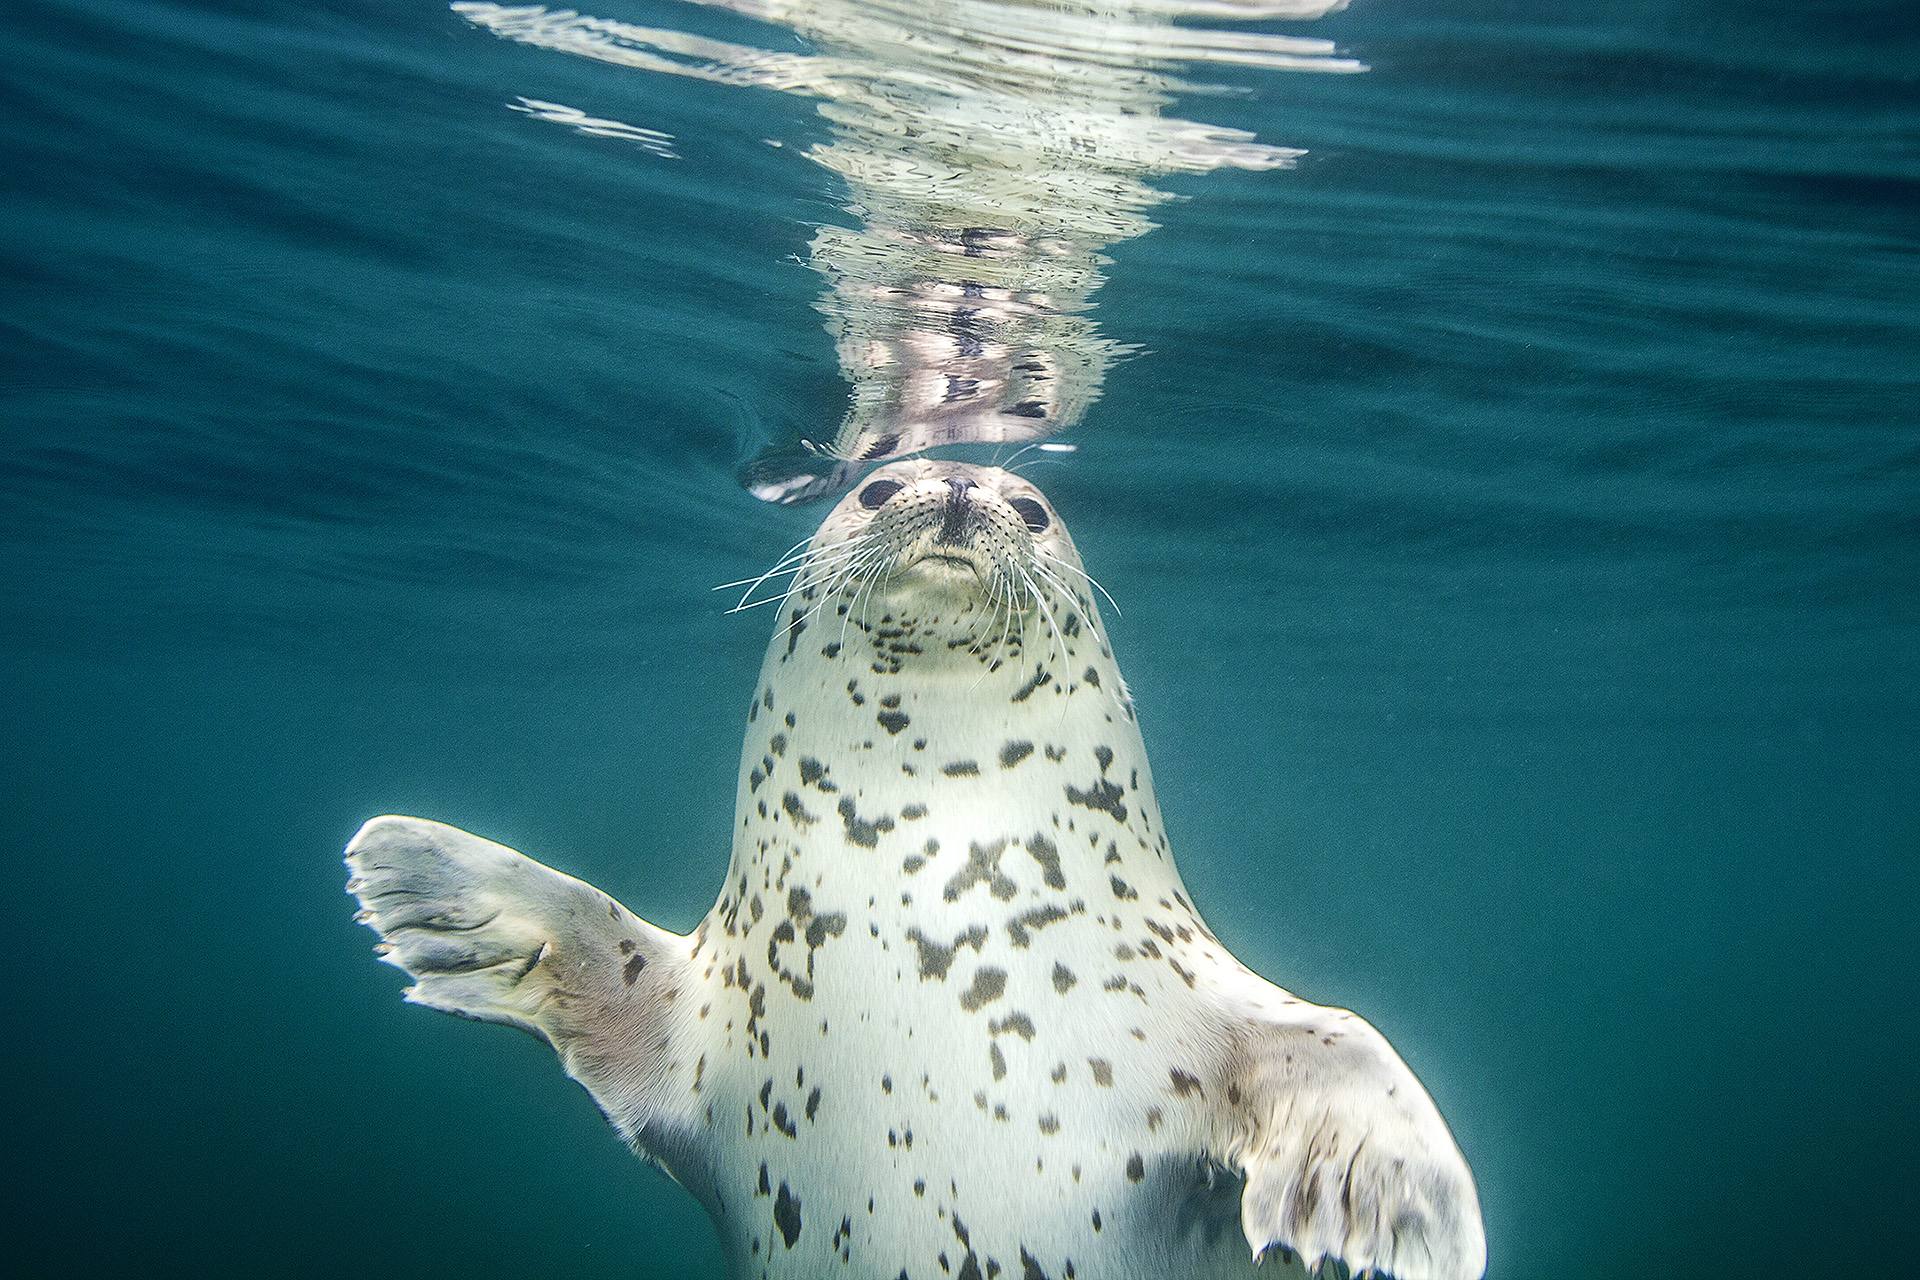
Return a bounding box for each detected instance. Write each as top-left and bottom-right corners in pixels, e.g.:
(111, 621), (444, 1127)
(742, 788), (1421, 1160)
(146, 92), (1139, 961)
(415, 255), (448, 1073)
(695, 922), (1251, 1280)
(689, 724), (1249, 1277)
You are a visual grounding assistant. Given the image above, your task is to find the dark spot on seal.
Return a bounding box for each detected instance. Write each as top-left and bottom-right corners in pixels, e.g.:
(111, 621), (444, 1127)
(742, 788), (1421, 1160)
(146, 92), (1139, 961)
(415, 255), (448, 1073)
(1067, 778), (1127, 824)
(1037, 1114), (1059, 1136)
(772, 1101), (797, 1137)
(806, 1087), (821, 1120)
(783, 792), (818, 826)
(774, 1182), (802, 1248)
(904, 924), (986, 980)
(1088, 1059), (1113, 1087)
(1094, 746), (1113, 772)
(1051, 962), (1076, 994)
(1062, 613), (1081, 638)
(1125, 1153), (1144, 1182)
(757, 1162), (770, 1195)
(1021, 1245), (1051, 1280)
(989, 1013), (1035, 1040)
(990, 1043), (1007, 1080)
(806, 909), (844, 951)
(806, 913), (847, 949)
(623, 952), (647, 985)
(878, 709), (910, 734)
(942, 760), (980, 777)
(1024, 833), (1065, 890)
(839, 796), (895, 848)
(799, 758), (836, 790)
(1012, 669), (1052, 703)
(944, 840), (1016, 902)
(770, 733), (787, 756)
(959, 966), (1007, 1011)
(1169, 1068), (1205, 1099)
(999, 741), (1034, 768)
(1109, 875), (1138, 901)
(1006, 903), (1067, 948)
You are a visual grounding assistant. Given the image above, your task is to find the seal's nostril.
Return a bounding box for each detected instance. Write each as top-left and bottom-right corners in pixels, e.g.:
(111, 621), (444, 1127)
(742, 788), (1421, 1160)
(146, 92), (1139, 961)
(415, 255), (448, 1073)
(945, 477), (975, 503)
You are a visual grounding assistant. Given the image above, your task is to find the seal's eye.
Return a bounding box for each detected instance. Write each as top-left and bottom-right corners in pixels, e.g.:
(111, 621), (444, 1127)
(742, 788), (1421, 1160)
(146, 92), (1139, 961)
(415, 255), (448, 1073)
(858, 480), (905, 509)
(1008, 496), (1050, 533)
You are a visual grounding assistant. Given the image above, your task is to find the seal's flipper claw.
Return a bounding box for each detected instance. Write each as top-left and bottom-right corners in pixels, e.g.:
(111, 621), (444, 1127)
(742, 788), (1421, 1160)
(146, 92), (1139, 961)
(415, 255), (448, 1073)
(345, 815), (693, 1159)
(1210, 981), (1486, 1280)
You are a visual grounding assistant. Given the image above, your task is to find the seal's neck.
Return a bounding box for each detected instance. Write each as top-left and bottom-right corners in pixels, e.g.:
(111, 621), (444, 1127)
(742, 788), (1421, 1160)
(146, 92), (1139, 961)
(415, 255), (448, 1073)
(726, 572), (1166, 901)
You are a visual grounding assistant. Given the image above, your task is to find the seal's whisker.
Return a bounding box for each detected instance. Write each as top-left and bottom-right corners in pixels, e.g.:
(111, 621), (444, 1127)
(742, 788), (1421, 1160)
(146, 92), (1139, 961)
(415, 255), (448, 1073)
(713, 534), (817, 591)
(728, 542), (866, 613)
(1015, 561), (1067, 674)
(853, 548), (891, 634)
(997, 441), (1052, 472)
(716, 539), (838, 604)
(834, 543), (893, 652)
(791, 539), (881, 633)
(815, 545), (878, 618)
(972, 575), (1022, 689)
(992, 580), (1023, 667)
(1031, 562), (1089, 624)
(1035, 549), (1122, 618)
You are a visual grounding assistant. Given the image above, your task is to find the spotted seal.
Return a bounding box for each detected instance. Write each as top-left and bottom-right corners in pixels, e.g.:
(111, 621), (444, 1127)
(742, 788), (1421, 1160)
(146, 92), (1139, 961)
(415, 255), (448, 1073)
(345, 460), (1485, 1280)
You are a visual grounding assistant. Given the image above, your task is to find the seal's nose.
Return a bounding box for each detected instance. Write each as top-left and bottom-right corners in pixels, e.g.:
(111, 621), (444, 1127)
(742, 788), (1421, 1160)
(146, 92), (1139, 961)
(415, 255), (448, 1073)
(935, 476), (976, 545)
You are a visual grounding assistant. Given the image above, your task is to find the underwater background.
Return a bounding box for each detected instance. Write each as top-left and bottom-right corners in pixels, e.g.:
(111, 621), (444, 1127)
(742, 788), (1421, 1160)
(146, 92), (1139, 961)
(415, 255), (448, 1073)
(3, 1), (1917, 1277)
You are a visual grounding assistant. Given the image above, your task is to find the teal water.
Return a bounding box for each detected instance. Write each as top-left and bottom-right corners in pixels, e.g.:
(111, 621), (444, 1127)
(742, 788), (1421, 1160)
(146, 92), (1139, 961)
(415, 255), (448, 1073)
(4, 1), (1917, 1277)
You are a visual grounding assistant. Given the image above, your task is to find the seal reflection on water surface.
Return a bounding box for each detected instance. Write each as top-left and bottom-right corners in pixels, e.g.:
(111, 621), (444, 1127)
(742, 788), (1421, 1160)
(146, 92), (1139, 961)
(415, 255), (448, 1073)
(346, 461), (1485, 1280)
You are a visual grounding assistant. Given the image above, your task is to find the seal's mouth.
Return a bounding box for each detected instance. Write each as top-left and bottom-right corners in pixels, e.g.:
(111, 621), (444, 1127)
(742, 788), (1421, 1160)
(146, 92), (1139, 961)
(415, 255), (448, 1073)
(898, 549), (987, 583)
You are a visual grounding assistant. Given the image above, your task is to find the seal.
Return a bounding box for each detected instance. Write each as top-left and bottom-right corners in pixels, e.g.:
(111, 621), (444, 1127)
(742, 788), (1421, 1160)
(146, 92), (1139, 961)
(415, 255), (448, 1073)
(346, 460), (1485, 1280)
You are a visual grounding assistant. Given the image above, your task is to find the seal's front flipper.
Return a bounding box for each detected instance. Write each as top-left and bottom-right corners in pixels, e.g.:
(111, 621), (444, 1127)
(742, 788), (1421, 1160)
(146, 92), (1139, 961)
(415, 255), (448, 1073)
(345, 815), (693, 1158)
(1209, 978), (1485, 1280)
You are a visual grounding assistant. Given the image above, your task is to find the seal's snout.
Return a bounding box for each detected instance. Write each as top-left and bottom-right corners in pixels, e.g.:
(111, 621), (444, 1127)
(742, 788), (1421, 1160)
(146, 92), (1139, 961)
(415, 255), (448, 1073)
(934, 476), (978, 546)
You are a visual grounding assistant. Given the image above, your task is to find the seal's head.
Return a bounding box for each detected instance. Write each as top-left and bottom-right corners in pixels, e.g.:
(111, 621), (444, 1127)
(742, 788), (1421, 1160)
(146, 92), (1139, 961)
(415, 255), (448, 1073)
(777, 460), (1097, 675)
